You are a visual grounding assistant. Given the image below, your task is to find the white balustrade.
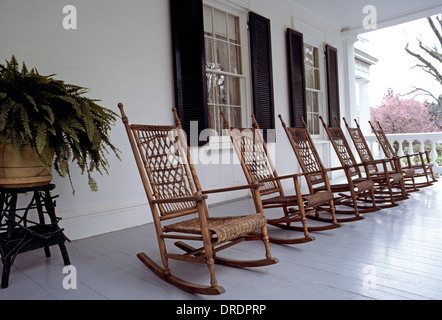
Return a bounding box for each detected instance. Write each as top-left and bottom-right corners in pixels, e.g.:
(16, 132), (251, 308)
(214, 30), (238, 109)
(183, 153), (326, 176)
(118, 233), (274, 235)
(364, 132), (442, 176)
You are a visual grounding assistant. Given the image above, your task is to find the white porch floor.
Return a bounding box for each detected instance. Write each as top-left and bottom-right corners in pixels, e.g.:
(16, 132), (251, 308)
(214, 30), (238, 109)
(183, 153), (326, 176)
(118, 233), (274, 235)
(1, 180), (442, 301)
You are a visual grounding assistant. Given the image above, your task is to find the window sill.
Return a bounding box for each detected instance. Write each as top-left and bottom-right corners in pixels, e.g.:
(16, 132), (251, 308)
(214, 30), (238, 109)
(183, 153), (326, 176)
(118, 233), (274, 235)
(197, 135), (233, 152)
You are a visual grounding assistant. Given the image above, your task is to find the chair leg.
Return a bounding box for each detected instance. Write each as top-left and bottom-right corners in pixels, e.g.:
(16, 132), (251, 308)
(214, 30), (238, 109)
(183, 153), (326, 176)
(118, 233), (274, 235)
(198, 202), (219, 289)
(260, 225), (273, 260)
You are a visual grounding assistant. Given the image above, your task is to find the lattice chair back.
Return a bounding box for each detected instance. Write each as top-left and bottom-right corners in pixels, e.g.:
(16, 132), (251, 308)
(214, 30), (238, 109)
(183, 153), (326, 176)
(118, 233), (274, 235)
(278, 116), (326, 190)
(221, 113), (281, 197)
(342, 118), (378, 173)
(319, 117), (363, 179)
(368, 121), (396, 159)
(121, 106), (200, 220)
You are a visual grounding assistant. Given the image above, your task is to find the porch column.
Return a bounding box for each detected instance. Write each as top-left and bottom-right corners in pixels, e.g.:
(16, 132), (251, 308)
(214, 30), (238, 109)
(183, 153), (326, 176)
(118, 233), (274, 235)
(357, 79), (371, 134)
(341, 33), (359, 125)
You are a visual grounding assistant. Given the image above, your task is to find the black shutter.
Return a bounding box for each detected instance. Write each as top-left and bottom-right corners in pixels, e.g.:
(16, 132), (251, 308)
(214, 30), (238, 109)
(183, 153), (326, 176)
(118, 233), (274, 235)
(170, 0), (208, 145)
(249, 12), (275, 140)
(325, 44), (340, 127)
(287, 28), (306, 128)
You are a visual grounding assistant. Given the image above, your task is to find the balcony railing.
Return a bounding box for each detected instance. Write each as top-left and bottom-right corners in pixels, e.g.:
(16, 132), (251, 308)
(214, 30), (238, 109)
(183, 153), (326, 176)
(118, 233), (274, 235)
(364, 132), (442, 176)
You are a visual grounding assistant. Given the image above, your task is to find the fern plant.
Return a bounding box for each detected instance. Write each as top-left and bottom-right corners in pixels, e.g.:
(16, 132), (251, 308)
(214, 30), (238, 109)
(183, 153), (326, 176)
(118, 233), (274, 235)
(0, 55), (120, 193)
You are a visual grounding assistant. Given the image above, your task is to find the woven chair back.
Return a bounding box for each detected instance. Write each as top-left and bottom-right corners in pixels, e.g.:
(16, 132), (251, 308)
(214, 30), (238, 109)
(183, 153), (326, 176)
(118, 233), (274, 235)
(129, 122), (199, 219)
(227, 126), (281, 196)
(283, 126), (325, 187)
(320, 117), (361, 179)
(343, 118), (378, 172)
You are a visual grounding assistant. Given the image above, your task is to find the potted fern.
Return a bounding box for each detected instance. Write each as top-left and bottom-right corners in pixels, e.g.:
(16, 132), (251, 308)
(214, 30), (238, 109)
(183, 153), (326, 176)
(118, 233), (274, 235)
(0, 55), (120, 193)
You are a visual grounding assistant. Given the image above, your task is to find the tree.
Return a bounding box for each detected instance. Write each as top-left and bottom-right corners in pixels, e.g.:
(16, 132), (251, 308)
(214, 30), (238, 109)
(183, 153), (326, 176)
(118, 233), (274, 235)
(371, 92), (442, 133)
(405, 15), (442, 102)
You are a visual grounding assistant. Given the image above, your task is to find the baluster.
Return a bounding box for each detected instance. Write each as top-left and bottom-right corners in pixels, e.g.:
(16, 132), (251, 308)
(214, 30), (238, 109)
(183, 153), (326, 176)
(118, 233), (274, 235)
(431, 139), (438, 167)
(397, 140), (404, 157)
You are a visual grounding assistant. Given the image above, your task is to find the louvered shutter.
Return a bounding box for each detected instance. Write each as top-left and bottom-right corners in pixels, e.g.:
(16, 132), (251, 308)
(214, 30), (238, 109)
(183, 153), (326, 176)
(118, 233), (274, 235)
(325, 44), (340, 127)
(249, 12), (275, 140)
(170, 0), (208, 145)
(287, 28), (306, 128)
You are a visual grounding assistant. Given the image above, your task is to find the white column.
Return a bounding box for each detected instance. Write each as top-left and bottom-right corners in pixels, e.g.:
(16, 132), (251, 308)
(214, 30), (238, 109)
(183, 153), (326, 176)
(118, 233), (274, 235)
(341, 33), (359, 124)
(357, 79), (371, 135)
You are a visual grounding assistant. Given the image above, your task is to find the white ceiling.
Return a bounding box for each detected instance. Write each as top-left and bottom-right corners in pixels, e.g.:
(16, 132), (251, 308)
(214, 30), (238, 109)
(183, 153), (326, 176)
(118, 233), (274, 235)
(290, 0), (442, 34)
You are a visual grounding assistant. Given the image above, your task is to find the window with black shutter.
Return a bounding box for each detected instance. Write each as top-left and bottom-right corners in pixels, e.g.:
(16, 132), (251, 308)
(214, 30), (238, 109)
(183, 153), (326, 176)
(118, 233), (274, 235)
(249, 12), (275, 139)
(287, 28), (306, 128)
(170, 0), (208, 145)
(325, 44), (340, 127)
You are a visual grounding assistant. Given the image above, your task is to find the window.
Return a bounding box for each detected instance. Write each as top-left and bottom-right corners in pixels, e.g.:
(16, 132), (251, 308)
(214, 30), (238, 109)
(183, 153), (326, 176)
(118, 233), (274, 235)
(203, 5), (245, 134)
(304, 44), (322, 135)
(170, 0), (274, 144)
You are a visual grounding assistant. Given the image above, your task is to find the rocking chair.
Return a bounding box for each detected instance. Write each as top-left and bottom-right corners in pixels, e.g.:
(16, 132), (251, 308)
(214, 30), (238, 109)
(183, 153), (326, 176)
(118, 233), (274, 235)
(221, 112), (340, 246)
(118, 103), (278, 295)
(279, 115), (377, 222)
(342, 117), (408, 202)
(320, 116), (404, 209)
(369, 120), (437, 190)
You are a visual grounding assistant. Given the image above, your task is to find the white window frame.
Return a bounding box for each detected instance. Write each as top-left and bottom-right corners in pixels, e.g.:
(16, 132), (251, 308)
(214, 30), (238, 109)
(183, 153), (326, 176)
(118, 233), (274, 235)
(203, 0), (252, 138)
(304, 41), (327, 139)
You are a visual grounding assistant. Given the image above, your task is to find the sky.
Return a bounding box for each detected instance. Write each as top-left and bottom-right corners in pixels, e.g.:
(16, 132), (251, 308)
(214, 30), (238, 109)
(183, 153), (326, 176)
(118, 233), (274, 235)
(361, 15), (441, 108)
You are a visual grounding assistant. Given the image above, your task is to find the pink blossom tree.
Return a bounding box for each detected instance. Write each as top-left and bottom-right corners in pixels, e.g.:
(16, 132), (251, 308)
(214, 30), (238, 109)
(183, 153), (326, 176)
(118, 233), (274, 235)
(370, 92), (442, 133)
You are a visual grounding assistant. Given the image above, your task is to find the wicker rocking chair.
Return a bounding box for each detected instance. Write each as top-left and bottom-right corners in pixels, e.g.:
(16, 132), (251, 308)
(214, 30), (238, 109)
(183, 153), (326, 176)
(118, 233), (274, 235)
(342, 118), (409, 202)
(221, 112), (340, 246)
(320, 116), (404, 209)
(279, 115), (377, 222)
(369, 120), (437, 190)
(118, 103), (278, 295)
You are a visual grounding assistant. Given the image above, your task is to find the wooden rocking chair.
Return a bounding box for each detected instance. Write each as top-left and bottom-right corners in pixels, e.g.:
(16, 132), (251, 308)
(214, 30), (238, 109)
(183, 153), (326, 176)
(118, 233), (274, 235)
(221, 112), (340, 246)
(342, 117), (408, 202)
(320, 116), (403, 209)
(369, 120), (437, 190)
(118, 103), (278, 295)
(279, 115), (377, 222)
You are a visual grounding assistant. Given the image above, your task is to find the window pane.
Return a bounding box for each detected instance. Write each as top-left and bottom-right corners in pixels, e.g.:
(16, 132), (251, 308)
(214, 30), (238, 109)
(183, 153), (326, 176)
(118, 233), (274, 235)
(314, 68), (320, 90)
(229, 77), (241, 106)
(228, 15), (239, 44)
(229, 44), (241, 74)
(214, 9), (227, 40)
(305, 67), (313, 88)
(203, 6), (213, 36)
(205, 38), (215, 66)
(305, 44), (314, 67)
(216, 40), (229, 71)
(208, 105), (222, 133)
(230, 106), (242, 128)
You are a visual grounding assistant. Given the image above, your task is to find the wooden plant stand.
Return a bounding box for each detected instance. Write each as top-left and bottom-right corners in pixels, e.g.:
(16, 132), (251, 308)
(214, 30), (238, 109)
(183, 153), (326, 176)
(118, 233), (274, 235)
(0, 184), (70, 288)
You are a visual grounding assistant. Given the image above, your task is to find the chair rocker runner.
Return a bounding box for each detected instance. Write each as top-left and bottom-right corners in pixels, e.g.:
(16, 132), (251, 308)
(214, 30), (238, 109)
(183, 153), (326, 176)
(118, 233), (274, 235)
(221, 112), (340, 246)
(369, 120), (437, 190)
(118, 103), (278, 295)
(320, 116), (403, 210)
(342, 118), (408, 203)
(279, 115), (376, 223)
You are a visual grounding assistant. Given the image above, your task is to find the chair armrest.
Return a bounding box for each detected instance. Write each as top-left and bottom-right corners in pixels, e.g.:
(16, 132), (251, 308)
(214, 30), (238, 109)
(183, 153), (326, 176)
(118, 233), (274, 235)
(257, 172), (302, 184)
(152, 194), (208, 204)
(202, 182), (264, 195)
(363, 158), (389, 165)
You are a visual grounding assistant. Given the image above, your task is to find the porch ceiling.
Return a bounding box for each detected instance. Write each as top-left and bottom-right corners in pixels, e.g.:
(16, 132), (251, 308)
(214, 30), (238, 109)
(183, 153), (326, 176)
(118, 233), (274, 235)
(290, 0), (442, 34)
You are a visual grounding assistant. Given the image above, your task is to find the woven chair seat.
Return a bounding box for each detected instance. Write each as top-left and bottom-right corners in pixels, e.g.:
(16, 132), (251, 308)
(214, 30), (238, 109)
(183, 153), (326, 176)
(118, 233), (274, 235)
(262, 191), (333, 208)
(302, 191), (333, 207)
(403, 168), (415, 178)
(164, 214), (266, 245)
(389, 173), (404, 183)
(354, 180), (374, 193)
